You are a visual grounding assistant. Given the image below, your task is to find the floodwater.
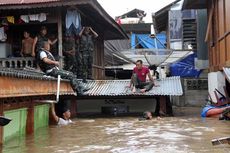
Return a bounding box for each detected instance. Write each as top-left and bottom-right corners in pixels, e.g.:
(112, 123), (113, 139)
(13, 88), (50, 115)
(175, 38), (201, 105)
(2, 107), (230, 153)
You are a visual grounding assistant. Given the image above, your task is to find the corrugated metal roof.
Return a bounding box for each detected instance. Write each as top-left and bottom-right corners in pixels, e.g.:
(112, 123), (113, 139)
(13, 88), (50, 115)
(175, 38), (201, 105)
(0, 0), (59, 5)
(0, 67), (71, 82)
(83, 76), (183, 96)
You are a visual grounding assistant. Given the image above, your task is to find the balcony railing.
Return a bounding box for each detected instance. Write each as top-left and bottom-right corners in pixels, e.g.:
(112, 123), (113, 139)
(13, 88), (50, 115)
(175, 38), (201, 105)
(0, 57), (36, 68)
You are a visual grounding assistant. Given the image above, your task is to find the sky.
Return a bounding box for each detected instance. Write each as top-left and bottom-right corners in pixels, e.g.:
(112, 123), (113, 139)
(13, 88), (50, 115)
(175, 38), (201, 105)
(97, 0), (176, 23)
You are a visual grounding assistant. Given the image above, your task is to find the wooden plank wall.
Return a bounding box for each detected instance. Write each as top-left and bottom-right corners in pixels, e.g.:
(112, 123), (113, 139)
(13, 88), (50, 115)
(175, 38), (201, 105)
(208, 0), (230, 71)
(92, 37), (105, 80)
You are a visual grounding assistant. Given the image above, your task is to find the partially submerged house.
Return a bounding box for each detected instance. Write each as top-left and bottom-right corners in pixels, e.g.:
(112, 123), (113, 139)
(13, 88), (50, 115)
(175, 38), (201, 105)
(0, 0), (184, 145)
(105, 9), (167, 79)
(0, 0), (127, 144)
(153, 0), (209, 106)
(183, 0), (230, 104)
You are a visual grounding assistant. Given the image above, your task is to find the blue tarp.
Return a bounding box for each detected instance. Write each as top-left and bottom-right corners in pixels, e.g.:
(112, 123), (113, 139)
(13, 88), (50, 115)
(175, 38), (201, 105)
(170, 53), (202, 78)
(131, 33), (166, 49)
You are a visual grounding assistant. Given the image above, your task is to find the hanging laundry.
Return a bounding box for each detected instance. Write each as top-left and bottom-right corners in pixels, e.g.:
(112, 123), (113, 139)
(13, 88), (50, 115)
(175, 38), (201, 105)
(39, 13), (47, 22)
(29, 14), (39, 21)
(6, 16), (14, 24)
(20, 15), (29, 23)
(0, 27), (7, 42)
(65, 9), (82, 36)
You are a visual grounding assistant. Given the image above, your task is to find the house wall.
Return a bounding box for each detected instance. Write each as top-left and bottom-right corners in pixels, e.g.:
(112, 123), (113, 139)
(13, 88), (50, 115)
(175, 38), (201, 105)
(77, 98), (157, 114)
(0, 7), (106, 80)
(208, 0), (230, 72)
(93, 37), (105, 79)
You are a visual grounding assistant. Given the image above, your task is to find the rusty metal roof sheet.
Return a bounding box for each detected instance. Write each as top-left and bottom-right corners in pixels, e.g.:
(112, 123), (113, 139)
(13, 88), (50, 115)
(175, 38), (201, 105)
(83, 76), (183, 96)
(0, 68), (75, 98)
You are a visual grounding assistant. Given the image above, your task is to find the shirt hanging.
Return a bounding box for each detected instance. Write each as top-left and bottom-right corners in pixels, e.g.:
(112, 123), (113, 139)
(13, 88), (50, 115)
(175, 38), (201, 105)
(6, 16), (14, 24)
(0, 27), (7, 42)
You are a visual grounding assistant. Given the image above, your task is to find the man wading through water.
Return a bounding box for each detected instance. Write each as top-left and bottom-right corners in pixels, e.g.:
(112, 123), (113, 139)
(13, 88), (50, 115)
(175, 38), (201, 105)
(37, 41), (89, 95)
(129, 60), (156, 93)
(51, 103), (72, 125)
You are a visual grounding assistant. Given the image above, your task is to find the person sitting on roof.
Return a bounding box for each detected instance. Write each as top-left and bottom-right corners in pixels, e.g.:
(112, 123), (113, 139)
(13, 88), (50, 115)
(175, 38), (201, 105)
(129, 60), (155, 93)
(51, 103), (72, 125)
(37, 41), (89, 95)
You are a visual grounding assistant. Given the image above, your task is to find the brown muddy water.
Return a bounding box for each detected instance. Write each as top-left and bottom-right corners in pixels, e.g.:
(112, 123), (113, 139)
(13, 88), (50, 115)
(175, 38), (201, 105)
(2, 107), (230, 153)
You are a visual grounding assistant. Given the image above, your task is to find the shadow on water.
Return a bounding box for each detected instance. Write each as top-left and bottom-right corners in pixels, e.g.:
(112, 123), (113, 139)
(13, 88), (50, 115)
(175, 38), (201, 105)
(1, 107), (230, 153)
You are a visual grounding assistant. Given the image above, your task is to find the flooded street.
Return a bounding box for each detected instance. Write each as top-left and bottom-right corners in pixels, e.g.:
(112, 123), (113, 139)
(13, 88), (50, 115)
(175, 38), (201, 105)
(2, 107), (230, 153)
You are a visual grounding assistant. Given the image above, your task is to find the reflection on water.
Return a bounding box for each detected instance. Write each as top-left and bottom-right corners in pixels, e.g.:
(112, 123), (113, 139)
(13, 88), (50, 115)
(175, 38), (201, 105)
(2, 107), (230, 153)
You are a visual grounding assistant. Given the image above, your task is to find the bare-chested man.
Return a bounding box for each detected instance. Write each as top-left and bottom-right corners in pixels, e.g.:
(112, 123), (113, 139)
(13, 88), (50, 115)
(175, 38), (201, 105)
(21, 31), (34, 57)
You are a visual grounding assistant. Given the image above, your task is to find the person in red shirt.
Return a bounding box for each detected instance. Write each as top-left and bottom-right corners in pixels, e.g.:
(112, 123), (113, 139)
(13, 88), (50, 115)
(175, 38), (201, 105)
(129, 60), (155, 93)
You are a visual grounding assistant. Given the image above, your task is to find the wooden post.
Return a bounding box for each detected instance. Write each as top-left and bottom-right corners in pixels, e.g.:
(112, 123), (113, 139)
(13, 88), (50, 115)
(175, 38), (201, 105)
(0, 100), (4, 145)
(26, 99), (34, 135)
(159, 96), (167, 115)
(57, 9), (63, 68)
(70, 97), (77, 117)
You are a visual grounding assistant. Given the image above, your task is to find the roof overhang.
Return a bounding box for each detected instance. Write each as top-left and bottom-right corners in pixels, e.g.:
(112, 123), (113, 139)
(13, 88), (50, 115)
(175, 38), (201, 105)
(153, 0), (181, 32)
(0, 68), (74, 98)
(182, 0), (207, 10)
(0, 0), (128, 40)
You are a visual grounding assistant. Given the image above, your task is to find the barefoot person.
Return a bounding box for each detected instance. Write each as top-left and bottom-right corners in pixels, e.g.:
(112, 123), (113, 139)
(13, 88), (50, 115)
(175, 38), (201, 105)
(21, 31), (34, 57)
(129, 60), (155, 93)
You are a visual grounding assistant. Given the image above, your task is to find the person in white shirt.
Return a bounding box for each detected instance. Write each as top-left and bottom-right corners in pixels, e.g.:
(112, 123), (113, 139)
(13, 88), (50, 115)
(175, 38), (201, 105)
(51, 103), (72, 125)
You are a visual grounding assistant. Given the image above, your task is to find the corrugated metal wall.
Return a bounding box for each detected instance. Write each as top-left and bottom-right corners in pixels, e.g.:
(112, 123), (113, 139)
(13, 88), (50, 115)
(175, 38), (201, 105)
(208, 0), (230, 72)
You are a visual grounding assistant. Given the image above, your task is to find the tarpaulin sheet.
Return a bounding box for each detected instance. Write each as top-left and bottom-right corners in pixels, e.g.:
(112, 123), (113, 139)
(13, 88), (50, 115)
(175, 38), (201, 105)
(131, 33), (166, 49)
(170, 53), (202, 77)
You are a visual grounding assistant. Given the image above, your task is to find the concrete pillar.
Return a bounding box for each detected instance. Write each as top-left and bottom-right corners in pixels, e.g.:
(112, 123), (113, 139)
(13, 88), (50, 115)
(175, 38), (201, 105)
(208, 71), (225, 103)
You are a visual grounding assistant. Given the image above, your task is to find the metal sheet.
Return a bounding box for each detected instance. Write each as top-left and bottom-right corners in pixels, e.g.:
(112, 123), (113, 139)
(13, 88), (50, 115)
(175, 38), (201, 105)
(223, 67), (230, 83)
(0, 68), (74, 97)
(0, 0), (58, 5)
(83, 76), (183, 96)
